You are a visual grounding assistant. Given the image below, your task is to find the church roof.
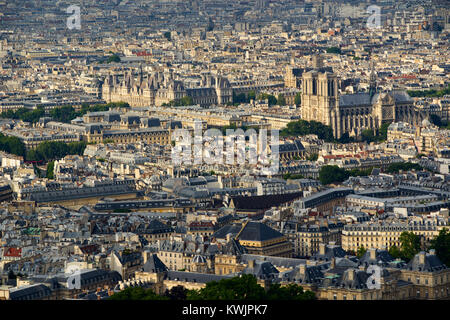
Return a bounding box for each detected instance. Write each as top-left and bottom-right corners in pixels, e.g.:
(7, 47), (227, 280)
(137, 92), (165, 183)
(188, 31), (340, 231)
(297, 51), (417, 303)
(339, 93), (372, 107)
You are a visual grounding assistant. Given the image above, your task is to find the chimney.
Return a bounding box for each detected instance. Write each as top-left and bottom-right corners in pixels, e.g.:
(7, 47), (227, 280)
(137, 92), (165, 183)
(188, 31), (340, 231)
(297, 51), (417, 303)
(299, 264), (306, 275)
(419, 252), (426, 265)
(248, 260), (255, 269)
(319, 243), (326, 255)
(369, 248), (377, 260)
(331, 258), (336, 269)
(142, 251), (148, 265)
(226, 233), (232, 242)
(348, 269), (355, 281)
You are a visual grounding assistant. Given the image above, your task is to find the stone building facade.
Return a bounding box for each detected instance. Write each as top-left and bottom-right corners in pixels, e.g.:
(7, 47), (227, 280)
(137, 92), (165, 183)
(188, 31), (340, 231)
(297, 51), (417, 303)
(296, 56), (427, 138)
(102, 69), (233, 107)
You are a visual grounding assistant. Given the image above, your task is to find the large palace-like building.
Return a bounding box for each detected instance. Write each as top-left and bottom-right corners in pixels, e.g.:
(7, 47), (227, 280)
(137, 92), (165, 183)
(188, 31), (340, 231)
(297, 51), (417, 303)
(292, 56), (427, 138)
(102, 69), (233, 107)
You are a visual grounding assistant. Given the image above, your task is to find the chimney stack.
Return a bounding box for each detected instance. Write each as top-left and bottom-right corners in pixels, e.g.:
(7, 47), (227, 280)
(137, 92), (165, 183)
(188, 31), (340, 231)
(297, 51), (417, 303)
(348, 269), (355, 281)
(331, 258), (336, 269)
(319, 243), (326, 255)
(419, 251), (426, 265)
(369, 248), (377, 260)
(299, 264), (306, 275)
(248, 259), (255, 269)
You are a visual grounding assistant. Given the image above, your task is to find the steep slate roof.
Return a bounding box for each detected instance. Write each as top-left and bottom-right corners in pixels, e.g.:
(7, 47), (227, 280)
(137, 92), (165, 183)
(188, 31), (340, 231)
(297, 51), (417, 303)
(240, 254), (307, 269)
(213, 221), (284, 242)
(339, 93), (372, 107)
(217, 239), (247, 256)
(312, 245), (347, 261)
(359, 249), (395, 266)
(230, 192), (304, 210)
(406, 251), (448, 272)
(9, 284), (53, 300)
(243, 260), (279, 279)
(136, 219), (173, 235)
(165, 271), (233, 283)
(143, 254), (168, 273)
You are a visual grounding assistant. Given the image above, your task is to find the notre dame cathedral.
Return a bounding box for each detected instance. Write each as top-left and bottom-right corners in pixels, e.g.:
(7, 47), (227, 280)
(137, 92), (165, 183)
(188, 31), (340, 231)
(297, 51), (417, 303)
(102, 68), (233, 107)
(291, 55), (426, 138)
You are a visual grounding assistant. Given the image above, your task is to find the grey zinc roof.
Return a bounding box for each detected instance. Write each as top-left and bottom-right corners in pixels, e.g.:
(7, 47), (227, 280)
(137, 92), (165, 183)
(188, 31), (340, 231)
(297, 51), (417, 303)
(359, 249), (395, 266)
(143, 254), (168, 273)
(165, 271), (233, 283)
(9, 284), (53, 300)
(213, 221), (284, 242)
(243, 260), (279, 279)
(339, 93), (372, 107)
(406, 252), (448, 272)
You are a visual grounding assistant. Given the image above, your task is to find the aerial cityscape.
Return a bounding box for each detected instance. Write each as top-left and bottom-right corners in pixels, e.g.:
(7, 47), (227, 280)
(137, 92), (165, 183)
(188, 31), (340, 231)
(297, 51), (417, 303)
(0, 0), (449, 306)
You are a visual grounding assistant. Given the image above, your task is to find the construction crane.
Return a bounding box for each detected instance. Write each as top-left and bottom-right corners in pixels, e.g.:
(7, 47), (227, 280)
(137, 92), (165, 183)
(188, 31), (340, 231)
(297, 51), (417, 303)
(234, 219), (249, 240)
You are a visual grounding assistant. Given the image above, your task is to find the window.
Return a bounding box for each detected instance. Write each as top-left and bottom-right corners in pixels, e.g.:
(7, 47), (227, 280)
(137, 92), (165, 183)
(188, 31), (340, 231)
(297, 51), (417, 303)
(333, 294), (337, 300)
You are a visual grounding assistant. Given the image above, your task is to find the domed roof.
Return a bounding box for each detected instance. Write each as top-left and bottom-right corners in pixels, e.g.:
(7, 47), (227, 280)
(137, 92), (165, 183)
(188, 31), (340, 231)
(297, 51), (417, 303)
(192, 254), (207, 264)
(421, 118), (431, 127)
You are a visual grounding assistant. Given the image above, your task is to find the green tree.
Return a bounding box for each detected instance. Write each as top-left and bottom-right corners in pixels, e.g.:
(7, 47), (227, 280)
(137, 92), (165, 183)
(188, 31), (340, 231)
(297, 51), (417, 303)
(257, 93), (277, 106)
(163, 285), (188, 301)
(247, 90), (256, 101)
(106, 54), (121, 63)
(294, 92), (302, 106)
(378, 122), (391, 141)
(306, 153), (318, 161)
(361, 129), (376, 143)
(265, 283), (315, 300)
(281, 119), (334, 142)
(0, 106), (45, 124)
(187, 274), (266, 300)
(430, 228), (450, 267)
(109, 287), (169, 300)
(407, 85), (450, 98)
(46, 161), (55, 179)
(25, 141), (86, 162)
(337, 132), (354, 144)
(319, 165), (350, 185)
(399, 232), (421, 262)
(50, 105), (78, 123)
(388, 245), (402, 260)
(277, 94), (286, 106)
(326, 47), (341, 54)
(386, 162), (422, 174)
(356, 246), (367, 258)
(0, 133), (26, 157)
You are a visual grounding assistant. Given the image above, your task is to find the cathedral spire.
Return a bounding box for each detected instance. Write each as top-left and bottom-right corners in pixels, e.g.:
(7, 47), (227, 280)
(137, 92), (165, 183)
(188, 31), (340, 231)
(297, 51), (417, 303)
(369, 58), (377, 99)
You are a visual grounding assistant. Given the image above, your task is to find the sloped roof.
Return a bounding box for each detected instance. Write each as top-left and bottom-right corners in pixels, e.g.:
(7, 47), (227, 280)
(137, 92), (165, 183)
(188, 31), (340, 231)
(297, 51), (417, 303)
(406, 251), (447, 272)
(230, 192), (304, 210)
(143, 254), (168, 273)
(339, 93), (371, 107)
(213, 221), (284, 242)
